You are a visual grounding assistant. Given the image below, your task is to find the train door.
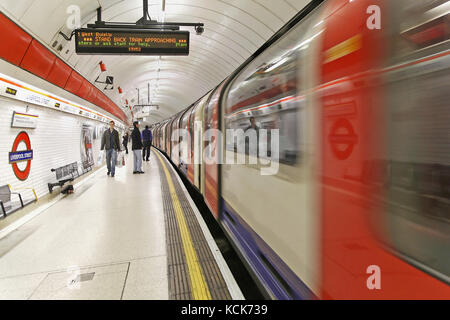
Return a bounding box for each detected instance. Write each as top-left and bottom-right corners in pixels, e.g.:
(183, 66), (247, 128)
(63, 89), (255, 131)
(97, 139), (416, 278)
(318, 0), (450, 299)
(203, 85), (225, 219)
(178, 107), (192, 173)
(380, 0), (450, 297)
(171, 114), (181, 164)
(318, 0), (386, 299)
(192, 93), (212, 191)
(153, 125), (158, 149)
(159, 124), (163, 150)
(162, 121), (167, 151)
(187, 102), (198, 185)
(156, 124), (161, 149)
(166, 118), (173, 155)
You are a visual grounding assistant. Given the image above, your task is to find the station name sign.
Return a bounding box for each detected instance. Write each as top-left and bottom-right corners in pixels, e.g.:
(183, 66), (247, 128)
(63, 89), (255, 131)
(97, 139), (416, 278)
(9, 150), (33, 164)
(75, 29), (190, 55)
(11, 111), (38, 129)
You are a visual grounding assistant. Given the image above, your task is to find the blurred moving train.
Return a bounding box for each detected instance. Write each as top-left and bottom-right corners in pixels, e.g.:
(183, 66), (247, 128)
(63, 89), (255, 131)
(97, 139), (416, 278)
(152, 0), (450, 299)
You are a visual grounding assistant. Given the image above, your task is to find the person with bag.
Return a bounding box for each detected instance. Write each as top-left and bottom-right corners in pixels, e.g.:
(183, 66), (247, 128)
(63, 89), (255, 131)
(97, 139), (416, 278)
(101, 120), (121, 178)
(131, 121), (144, 174)
(122, 132), (130, 154)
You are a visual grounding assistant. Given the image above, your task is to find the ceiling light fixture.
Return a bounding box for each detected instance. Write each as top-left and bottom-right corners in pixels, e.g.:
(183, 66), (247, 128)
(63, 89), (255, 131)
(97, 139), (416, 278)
(99, 61), (107, 72)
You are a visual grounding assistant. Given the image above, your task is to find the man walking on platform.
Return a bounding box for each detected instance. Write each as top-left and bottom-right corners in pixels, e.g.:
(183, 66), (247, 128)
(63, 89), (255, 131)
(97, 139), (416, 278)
(132, 121), (144, 174)
(142, 125), (153, 161)
(101, 120), (121, 178)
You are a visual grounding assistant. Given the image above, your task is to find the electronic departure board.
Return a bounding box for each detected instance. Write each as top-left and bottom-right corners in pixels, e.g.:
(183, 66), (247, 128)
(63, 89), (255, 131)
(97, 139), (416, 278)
(75, 29), (190, 55)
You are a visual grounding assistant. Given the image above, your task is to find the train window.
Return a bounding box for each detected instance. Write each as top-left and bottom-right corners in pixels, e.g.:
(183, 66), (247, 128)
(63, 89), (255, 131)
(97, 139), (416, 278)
(204, 86), (224, 161)
(180, 108), (190, 136)
(383, 0), (450, 282)
(225, 49), (299, 165)
(390, 0), (449, 61)
(179, 107), (191, 160)
(223, 7), (321, 166)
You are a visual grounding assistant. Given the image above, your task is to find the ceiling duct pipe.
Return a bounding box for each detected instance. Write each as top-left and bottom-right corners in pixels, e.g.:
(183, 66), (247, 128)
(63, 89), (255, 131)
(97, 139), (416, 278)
(143, 0), (149, 20)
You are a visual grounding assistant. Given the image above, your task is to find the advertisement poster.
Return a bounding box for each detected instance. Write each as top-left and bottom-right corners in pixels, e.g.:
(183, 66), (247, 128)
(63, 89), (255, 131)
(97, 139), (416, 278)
(96, 125), (107, 165)
(81, 125), (94, 169)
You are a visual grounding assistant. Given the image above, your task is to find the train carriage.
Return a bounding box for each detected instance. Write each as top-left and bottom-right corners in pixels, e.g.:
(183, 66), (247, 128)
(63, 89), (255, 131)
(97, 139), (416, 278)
(152, 0), (450, 299)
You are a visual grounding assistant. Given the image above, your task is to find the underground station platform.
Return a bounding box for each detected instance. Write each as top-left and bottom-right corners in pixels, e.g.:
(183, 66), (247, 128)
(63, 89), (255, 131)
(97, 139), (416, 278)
(0, 150), (243, 301)
(0, 0), (449, 312)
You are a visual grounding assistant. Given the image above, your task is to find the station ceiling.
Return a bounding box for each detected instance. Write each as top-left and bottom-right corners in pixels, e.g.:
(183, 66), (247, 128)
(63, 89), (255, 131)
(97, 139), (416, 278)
(0, 0), (309, 124)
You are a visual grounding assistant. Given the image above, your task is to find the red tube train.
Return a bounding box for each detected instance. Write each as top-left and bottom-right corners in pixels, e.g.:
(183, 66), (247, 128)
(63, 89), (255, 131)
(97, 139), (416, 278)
(152, 0), (450, 299)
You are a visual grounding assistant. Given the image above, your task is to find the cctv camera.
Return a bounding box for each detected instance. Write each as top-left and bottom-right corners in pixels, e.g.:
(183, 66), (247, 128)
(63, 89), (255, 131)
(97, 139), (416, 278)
(195, 26), (204, 35)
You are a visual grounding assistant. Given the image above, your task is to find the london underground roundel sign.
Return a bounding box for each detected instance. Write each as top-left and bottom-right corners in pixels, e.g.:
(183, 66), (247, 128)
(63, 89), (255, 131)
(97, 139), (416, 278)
(9, 131), (33, 181)
(328, 118), (358, 160)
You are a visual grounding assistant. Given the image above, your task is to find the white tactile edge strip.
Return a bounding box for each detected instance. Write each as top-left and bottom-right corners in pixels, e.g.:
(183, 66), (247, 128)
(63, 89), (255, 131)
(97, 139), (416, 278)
(0, 165), (106, 241)
(155, 149), (245, 300)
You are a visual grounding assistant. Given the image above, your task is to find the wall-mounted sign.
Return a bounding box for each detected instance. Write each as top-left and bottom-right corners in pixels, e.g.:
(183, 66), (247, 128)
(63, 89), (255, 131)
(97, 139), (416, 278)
(11, 111), (38, 129)
(6, 87), (17, 96)
(9, 150), (33, 163)
(75, 29), (190, 56)
(0, 73), (126, 130)
(328, 118), (358, 160)
(9, 131), (33, 181)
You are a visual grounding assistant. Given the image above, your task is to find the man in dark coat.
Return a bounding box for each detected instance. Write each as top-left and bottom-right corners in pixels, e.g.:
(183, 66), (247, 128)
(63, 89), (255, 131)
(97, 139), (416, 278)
(142, 125), (153, 161)
(131, 121), (144, 174)
(101, 120), (121, 177)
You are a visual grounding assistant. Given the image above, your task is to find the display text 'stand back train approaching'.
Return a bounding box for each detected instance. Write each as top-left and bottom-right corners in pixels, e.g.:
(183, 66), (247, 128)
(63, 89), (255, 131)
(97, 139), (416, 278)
(152, 0), (450, 299)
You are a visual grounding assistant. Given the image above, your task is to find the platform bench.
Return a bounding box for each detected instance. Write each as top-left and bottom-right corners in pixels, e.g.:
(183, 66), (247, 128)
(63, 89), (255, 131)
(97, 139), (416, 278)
(48, 161), (93, 194)
(0, 184), (37, 218)
(48, 162), (80, 194)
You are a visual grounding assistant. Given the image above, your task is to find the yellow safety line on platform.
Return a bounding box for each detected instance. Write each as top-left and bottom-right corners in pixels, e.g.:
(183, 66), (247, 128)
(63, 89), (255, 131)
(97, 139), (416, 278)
(155, 151), (212, 300)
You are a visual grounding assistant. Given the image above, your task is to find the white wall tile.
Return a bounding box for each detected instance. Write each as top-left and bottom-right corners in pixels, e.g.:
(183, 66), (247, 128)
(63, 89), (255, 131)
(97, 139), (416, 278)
(0, 96), (112, 201)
